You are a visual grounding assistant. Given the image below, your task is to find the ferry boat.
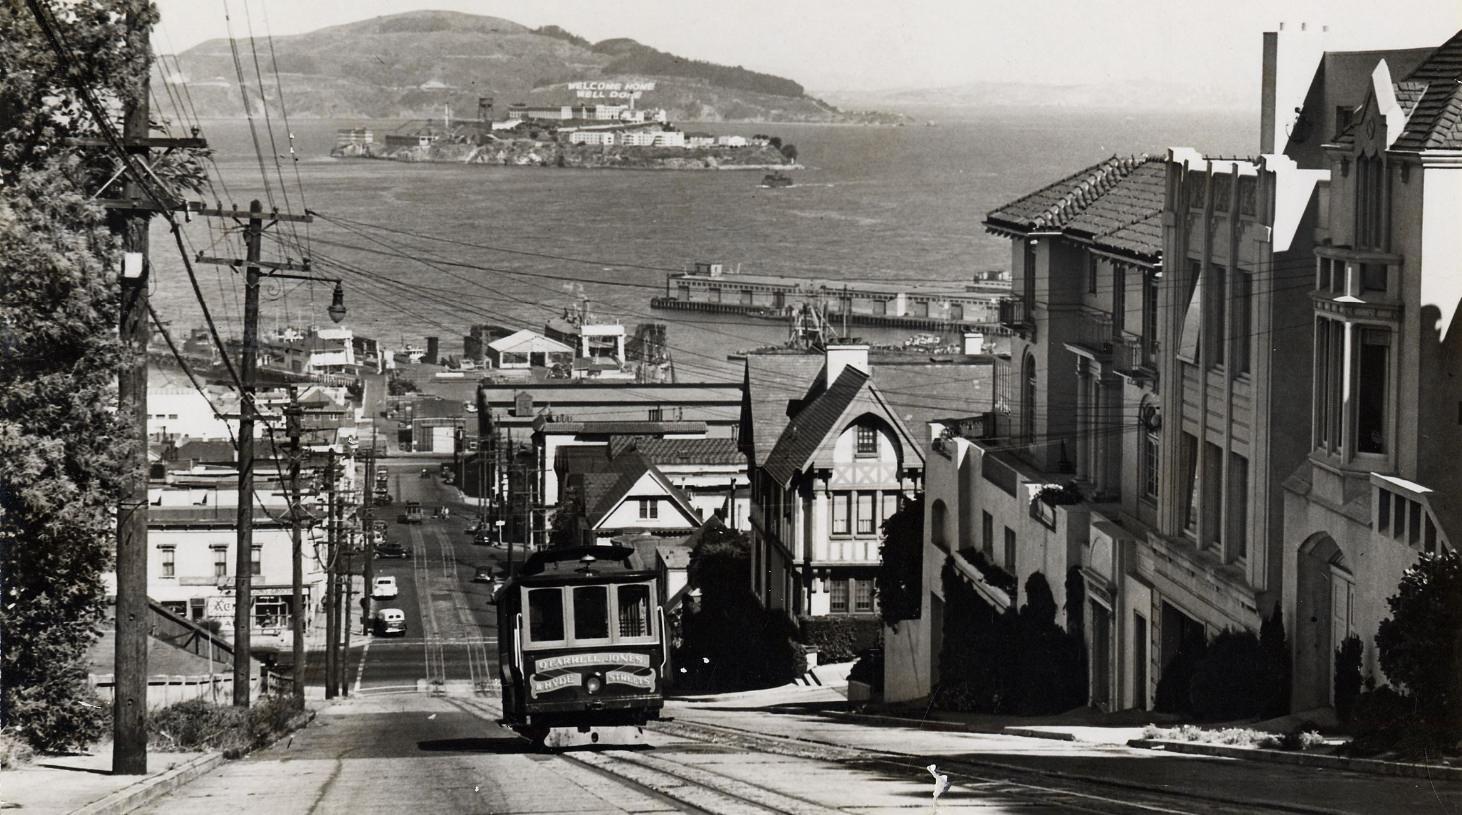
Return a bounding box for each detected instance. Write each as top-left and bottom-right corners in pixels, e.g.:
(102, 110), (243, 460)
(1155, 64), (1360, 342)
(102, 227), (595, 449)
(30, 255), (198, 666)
(760, 171), (793, 188)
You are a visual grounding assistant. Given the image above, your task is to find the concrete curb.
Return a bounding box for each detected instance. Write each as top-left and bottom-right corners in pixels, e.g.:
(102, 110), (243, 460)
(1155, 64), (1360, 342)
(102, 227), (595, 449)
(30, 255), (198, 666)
(1129, 738), (1462, 783)
(834, 709), (1462, 783)
(1004, 726), (1076, 741)
(65, 708), (319, 815)
(67, 752), (227, 815)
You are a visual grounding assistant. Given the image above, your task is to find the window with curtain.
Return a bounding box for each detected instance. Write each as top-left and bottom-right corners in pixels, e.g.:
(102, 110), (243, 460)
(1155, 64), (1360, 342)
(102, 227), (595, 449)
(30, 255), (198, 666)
(853, 579), (874, 613)
(856, 492), (876, 534)
(1179, 260), (1203, 362)
(832, 492), (850, 535)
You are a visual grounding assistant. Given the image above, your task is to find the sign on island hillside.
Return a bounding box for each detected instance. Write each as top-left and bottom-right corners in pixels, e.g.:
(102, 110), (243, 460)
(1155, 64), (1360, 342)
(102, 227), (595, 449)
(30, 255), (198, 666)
(567, 80), (658, 101)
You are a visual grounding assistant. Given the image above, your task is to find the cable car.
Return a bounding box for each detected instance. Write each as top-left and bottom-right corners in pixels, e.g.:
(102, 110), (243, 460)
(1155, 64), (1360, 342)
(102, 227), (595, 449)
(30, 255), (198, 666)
(496, 545), (666, 746)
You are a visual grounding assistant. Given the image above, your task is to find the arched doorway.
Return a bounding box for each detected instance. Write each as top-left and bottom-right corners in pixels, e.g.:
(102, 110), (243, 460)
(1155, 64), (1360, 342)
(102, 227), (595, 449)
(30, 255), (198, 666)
(1021, 351), (1037, 445)
(1293, 533), (1353, 711)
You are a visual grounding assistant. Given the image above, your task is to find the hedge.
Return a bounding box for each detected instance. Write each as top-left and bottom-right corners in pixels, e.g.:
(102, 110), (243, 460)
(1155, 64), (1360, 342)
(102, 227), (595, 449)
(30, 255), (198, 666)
(798, 616), (882, 663)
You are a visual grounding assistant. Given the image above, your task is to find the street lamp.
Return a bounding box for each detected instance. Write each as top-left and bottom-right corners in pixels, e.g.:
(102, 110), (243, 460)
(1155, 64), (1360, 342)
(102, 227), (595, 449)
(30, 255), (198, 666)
(327, 281), (347, 323)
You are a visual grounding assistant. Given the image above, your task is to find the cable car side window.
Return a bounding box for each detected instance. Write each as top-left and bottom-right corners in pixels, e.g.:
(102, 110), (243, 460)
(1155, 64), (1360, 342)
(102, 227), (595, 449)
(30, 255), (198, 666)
(572, 585), (610, 641)
(617, 583), (653, 639)
(526, 588), (565, 644)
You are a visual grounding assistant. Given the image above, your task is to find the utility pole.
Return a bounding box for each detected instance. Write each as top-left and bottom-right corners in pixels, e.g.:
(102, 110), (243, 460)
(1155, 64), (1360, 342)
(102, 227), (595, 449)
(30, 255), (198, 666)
(196, 203), (321, 709)
(340, 527), (354, 697)
(110, 5), (153, 775)
(324, 449), (339, 699)
(232, 199), (263, 707)
(360, 432), (376, 646)
(285, 388), (306, 707)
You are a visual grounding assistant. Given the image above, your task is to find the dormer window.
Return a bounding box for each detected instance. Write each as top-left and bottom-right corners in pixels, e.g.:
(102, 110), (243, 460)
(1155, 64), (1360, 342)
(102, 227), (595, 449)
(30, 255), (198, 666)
(856, 424), (878, 456)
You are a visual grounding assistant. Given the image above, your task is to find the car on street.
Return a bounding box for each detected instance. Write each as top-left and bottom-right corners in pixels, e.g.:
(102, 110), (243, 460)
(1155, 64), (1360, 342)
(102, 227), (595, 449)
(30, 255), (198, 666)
(472, 564), (496, 583)
(372, 608), (406, 636)
(374, 492), (392, 506)
(472, 530), (496, 546)
(375, 541), (409, 559)
(371, 576), (399, 599)
(465, 520), (482, 535)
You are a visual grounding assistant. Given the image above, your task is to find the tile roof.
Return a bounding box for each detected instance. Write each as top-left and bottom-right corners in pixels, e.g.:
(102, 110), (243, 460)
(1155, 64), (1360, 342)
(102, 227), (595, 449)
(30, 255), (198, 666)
(607, 436), (743, 466)
(984, 156), (1164, 261)
(1392, 29), (1462, 151)
(741, 354), (826, 466)
(762, 366), (869, 486)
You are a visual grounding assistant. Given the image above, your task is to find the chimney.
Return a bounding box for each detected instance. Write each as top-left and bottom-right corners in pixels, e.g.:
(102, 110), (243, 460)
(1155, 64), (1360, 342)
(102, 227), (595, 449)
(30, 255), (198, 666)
(1260, 22), (1327, 154)
(824, 342), (869, 387)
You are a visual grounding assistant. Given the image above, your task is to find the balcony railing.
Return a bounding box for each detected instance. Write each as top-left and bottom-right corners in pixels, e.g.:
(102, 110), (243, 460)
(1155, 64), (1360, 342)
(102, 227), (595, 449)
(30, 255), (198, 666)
(998, 297), (1032, 332)
(1373, 474), (1452, 555)
(1070, 309), (1116, 357)
(1113, 332), (1159, 380)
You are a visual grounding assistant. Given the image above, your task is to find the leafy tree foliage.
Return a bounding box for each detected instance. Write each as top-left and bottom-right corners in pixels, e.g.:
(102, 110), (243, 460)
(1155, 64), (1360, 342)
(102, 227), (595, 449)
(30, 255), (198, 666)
(779, 143), (798, 162)
(676, 523), (799, 689)
(1258, 604), (1292, 718)
(1374, 551), (1462, 742)
(0, 1), (199, 752)
(1334, 635), (1364, 724)
(875, 494), (922, 627)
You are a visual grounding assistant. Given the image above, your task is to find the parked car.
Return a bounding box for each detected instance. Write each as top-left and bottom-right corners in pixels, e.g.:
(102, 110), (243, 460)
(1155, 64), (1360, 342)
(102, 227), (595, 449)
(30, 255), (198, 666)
(371, 576), (399, 600)
(472, 564), (496, 583)
(375, 541), (409, 559)
(372, 608), (406, 636)
(472, 530), (497, 546)
(374, 492), (392, 506)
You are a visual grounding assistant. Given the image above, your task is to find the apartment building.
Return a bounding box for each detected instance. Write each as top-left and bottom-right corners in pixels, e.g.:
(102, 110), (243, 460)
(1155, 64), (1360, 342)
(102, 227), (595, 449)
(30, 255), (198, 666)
(1282, 30), (1462, 710)
(885, 155), (1167, 704)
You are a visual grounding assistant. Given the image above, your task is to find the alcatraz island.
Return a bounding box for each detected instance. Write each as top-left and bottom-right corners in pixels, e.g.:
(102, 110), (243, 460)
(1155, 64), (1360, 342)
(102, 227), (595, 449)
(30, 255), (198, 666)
(331, 94), (802, 171)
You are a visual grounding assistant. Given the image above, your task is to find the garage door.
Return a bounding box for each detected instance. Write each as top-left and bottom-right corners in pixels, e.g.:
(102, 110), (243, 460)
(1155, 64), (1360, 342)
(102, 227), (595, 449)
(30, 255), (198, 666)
(431, 426), (453, 453)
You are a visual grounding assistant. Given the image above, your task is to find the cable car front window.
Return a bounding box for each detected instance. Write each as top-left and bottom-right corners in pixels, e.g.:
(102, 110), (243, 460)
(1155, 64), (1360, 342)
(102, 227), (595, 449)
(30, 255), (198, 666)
(527, 588), (564, 643)
(572, 585), (610, 641)
(617, 584), (652, 639)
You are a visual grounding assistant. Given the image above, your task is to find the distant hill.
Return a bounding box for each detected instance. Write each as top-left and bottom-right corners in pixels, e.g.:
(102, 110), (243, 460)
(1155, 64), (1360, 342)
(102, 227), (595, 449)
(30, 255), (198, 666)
(158, 10), (902, 124)
(819, 80), (1250, 114)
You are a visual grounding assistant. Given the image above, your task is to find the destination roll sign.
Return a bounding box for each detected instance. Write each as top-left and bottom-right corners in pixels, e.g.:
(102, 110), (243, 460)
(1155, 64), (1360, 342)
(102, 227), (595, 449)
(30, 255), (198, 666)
(567, 80), (657, 100)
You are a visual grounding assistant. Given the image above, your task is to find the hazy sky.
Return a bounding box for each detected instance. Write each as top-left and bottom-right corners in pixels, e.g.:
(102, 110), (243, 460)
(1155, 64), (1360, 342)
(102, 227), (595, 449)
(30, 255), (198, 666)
(152, 1), (1461, 94)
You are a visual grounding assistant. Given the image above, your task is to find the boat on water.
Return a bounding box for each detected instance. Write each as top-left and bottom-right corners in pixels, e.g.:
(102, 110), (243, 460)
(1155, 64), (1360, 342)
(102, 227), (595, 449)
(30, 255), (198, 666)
(760, 171), (793, 189)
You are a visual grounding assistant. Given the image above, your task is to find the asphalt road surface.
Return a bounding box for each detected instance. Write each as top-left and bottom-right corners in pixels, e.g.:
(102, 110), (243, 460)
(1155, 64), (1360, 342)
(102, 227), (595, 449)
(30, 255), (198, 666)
(351, 456), (508, 696)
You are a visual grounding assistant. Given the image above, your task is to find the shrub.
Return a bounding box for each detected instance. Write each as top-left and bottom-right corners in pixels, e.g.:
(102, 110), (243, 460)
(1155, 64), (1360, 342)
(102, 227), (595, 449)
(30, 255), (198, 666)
(1374, 550), (1462, 744)
(960, 548), (1017, 596)
(799, 616), (881, 664)
(1154, 632), (1209, 715)
(1346, 686), (1416, 756)
(149, 695), (303, 755)
(876, 495), (923, 627)
(0, 729), (35, 769)
(1189, 628), (1267, 721)
(849, 648), (884, 693)
(1334, 635), (1364, 724)
(1258, 605), (1292, 718)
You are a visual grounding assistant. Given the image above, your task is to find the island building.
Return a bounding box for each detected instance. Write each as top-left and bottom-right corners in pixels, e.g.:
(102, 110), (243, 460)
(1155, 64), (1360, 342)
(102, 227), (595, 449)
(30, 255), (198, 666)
(884, 22), (1457, 716)
(653, 262), (1006, 332)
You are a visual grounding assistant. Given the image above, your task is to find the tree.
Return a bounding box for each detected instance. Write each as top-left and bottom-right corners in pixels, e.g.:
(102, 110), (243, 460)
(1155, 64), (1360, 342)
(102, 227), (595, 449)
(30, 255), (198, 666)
(0, 0), (168, 752)
(875, 495), (922, 627)
(1258, 604), (1291, 718)
(779, 143), (798, 162)
(1374, 550), (1462, 741)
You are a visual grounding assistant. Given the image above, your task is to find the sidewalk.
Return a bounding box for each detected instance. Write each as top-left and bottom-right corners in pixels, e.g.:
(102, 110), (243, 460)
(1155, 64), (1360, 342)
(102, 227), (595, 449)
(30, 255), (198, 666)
(0, 743), (214, 815)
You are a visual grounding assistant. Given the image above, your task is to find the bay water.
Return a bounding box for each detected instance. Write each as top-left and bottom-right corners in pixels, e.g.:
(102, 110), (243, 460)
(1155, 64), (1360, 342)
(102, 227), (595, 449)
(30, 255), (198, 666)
(150, 108), (1250, 380)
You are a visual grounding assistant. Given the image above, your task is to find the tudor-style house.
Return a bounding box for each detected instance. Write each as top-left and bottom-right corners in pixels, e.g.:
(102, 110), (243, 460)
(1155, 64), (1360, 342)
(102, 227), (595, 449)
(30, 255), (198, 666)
(741, 344), (924, 618)
(1281, 29), (1462, 711)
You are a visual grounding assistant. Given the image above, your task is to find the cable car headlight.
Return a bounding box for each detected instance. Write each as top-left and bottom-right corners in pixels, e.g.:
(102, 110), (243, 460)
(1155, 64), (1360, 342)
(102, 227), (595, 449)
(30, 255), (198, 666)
(584, 673), (603, 695)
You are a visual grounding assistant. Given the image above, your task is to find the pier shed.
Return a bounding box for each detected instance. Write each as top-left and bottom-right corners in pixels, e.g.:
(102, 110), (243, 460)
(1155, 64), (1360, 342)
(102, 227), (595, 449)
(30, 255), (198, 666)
(486, 329), (574, 371)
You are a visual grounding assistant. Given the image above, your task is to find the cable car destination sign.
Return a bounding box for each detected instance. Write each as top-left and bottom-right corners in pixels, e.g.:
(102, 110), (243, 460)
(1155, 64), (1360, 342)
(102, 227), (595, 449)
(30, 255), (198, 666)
(567, 80), (656, 100)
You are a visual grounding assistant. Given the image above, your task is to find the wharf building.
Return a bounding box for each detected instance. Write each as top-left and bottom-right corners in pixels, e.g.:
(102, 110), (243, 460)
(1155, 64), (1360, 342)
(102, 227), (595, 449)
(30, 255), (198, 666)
(886, 23), (1461, 716)
(654, 263), (1007, 332)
